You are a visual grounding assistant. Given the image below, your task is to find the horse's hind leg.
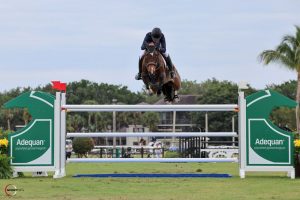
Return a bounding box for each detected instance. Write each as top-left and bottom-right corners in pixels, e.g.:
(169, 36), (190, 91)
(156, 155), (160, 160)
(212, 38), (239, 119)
(164, 83), (175, 103)
(161, 84), (170, 103)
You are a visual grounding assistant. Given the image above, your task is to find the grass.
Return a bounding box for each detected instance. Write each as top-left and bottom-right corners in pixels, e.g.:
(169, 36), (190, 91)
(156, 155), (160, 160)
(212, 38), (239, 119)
(0, 162), (300, 200)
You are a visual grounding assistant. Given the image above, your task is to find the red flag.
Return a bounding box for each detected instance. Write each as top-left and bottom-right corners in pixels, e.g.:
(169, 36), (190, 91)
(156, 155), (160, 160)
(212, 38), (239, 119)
(51, 81), (66, 92)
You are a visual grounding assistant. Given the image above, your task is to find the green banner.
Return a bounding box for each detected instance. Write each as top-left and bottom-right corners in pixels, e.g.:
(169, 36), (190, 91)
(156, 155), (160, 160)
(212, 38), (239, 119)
(246, 90), (296, 166)
(4, 91), (54, 166)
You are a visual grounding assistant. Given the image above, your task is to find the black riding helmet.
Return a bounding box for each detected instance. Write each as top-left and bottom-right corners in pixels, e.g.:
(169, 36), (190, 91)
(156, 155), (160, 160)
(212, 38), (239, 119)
(151, 27), (162, 41)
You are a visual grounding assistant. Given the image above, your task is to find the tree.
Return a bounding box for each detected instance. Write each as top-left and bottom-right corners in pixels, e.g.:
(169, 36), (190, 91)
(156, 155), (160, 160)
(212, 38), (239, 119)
(66, 114), (86, 132)
(192, 79), (256, 132)
(141, 112), (160, 131)
(193, 79), (239, 132)
(4, 110), (13, 130)
(22, 108), (31, 125)
(267, 80), (297, 131)
(72, 138), (94, 158)
(266, 80), (297, 100)
(259, 26), (300, 132)
(83, 100), (98, 132)
(178, 79), (201, 95)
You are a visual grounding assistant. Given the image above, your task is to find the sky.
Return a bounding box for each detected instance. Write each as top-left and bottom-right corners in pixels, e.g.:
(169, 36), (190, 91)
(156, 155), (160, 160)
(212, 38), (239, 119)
(0, 0), (299, 93)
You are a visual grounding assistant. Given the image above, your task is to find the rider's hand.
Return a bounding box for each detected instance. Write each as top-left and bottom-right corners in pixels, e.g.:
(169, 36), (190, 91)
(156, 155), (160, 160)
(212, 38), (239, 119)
(159, 47), (165, 52)
(145, 43), (150, 50)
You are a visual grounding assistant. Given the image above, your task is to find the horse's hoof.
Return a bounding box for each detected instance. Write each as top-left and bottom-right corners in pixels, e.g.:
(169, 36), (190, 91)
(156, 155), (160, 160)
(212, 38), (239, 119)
(173, 95), (180, 101)
(164, 97), (172, 104)
(173, 97), (180, 103)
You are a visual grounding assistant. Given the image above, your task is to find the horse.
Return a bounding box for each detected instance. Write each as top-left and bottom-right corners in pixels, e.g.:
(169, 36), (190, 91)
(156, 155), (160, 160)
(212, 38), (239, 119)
(141, 43), (181, 103)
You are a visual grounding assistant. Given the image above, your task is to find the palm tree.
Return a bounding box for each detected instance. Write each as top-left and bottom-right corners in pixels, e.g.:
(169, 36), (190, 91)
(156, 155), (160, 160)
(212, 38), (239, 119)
(4, 109), (14, 130)
(83, 100), (98, 131)
(259, 25), (300, 132)
(23, 108), (31, 125)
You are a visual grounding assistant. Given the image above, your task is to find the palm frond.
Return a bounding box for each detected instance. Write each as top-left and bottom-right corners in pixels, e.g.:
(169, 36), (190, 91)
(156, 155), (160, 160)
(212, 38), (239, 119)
(259, 25), (300, 72)
(259, 50), (277, 64)
(295, 25), (300, 44)
(296, 45), (300, 64)
(259, 50), (296, 70)
(282, 35), (297, 51)
(276, 43), (295, 60)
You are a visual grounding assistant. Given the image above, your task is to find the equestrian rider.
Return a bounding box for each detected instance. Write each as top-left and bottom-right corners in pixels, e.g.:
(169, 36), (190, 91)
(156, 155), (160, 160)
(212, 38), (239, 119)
(135, 27), (175, 80)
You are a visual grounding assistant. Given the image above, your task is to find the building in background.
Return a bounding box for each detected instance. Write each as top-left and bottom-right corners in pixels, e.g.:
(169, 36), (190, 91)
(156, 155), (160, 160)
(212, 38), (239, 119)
(155, 95), (199, 132)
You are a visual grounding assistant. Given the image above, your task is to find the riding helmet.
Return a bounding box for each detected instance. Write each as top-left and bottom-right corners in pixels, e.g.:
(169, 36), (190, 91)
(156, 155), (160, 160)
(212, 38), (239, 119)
(151, 27), (162, 39)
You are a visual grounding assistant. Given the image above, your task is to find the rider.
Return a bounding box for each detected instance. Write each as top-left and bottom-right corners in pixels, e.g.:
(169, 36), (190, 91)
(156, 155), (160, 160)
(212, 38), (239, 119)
(135, 27), (175, 80)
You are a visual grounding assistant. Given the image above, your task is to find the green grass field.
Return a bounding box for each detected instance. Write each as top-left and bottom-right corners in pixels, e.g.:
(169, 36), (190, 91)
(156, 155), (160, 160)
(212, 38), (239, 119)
(0, 162), (300, 200)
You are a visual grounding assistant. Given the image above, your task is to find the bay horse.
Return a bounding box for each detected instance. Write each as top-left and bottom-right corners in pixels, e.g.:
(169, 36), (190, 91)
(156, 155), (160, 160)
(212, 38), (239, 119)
(141, 43), (181, 103)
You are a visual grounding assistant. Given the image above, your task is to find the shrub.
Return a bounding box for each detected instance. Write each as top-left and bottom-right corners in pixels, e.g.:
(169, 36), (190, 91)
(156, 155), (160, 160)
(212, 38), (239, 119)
(72, 138), (94, 158)
(0, 154), (12, 179)
(0, 137), (12, 179)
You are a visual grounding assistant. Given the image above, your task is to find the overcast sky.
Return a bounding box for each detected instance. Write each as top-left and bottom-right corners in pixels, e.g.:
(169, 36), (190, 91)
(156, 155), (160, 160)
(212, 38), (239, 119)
(0, 0), (299, 92)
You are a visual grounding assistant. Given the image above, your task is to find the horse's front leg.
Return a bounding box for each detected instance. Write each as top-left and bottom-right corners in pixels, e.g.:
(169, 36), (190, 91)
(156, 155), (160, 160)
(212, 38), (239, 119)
(141, 73), (150, 88)
(141, 74), (154, 95)
(173, 90), (180, 103)
(159, 71), (166, 84)
(156, 72), (166, 97)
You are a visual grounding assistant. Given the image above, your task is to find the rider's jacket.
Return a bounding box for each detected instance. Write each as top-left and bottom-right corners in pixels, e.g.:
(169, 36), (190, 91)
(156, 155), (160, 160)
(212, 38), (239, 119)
(141, 32), (166, 53)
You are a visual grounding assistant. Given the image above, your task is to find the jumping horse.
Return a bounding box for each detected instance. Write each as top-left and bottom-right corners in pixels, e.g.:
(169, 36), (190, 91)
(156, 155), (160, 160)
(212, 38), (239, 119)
(141, 43), (181, 103)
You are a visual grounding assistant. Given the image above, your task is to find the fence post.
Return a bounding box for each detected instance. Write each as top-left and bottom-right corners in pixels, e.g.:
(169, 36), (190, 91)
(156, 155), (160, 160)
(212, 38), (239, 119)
(141, 147), (144, 158)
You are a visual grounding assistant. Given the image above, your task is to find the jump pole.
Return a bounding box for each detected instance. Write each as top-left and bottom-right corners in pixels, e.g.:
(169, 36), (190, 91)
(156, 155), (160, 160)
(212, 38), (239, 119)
(67, 132), (238, 138)
(62, 104), (238, 112)
(67, 158), (238, 163)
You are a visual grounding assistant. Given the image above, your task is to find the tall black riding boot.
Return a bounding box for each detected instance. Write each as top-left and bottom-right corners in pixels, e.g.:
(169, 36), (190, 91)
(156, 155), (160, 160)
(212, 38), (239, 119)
(135, 57), (143, 80)
(166, 55), (175, 78)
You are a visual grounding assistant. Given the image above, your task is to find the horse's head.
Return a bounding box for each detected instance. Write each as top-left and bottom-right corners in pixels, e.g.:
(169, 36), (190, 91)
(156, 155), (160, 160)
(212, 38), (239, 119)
(143, 43), (162, 78)
(146, 63), (157, 75)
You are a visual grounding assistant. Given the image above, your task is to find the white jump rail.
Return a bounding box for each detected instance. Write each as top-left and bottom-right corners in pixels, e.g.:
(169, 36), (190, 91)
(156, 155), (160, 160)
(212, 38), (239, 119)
(67, 132), (238, 138)
(67, 158), (238, 163)
(62, 104), (238, 112)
